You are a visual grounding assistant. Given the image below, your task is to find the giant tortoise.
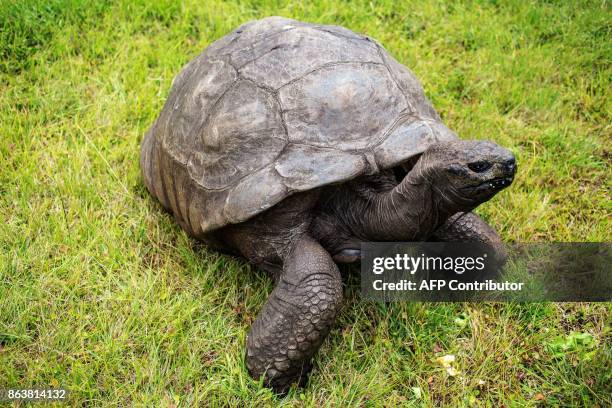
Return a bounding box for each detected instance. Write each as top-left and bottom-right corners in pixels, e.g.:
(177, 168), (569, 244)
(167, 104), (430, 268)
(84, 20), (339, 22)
(140, 16), (516, 392)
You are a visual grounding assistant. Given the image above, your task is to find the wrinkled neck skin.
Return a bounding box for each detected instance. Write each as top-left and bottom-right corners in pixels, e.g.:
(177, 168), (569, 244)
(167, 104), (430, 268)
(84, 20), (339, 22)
(344, 158), (476, 243)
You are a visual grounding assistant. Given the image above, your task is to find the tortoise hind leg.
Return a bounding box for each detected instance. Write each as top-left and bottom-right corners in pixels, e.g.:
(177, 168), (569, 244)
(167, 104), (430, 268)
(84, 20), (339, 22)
(246, 234), (343, 393)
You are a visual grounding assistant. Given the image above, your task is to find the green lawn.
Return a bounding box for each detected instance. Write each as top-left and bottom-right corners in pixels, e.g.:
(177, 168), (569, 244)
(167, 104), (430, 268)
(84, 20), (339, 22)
(1, 0), (610, 406)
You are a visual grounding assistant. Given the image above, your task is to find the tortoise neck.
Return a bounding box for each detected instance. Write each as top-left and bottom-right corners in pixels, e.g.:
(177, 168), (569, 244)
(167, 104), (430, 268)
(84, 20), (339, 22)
(361, 162), (464, 241)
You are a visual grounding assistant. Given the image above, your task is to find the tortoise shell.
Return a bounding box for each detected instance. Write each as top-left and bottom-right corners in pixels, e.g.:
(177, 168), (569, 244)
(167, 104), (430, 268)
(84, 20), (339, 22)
(141, 16), (457, 235)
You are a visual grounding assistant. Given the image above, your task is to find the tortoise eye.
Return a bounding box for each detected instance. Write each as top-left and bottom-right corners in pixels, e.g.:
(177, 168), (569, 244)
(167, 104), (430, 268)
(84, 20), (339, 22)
(468, 161), (492, 173)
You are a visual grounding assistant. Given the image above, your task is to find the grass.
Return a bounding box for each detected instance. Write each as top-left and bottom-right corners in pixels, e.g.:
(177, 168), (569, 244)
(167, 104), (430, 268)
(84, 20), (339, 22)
(1, 0), (610, 406)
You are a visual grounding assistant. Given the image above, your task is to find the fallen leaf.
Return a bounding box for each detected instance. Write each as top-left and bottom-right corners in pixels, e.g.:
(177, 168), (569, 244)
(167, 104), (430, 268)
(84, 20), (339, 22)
(446, 366), (460, 376)
(534, 393), (545, 401)
(436, 354), (455, 367)
(436, 354), (460, 376)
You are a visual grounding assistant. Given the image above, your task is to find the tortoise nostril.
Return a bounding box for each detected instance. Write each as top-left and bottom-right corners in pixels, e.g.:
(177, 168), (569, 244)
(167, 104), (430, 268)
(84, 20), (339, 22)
(503, 158), (516, 173)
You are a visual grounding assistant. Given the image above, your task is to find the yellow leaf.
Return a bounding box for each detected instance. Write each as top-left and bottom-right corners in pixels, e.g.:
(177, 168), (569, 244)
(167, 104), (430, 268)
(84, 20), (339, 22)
(446, 366), (460, 376)
(436, 354), (455, 368)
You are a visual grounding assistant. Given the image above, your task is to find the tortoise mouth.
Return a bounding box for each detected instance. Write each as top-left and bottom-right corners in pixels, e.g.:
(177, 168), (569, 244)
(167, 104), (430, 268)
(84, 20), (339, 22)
(464, 176), (514, 194)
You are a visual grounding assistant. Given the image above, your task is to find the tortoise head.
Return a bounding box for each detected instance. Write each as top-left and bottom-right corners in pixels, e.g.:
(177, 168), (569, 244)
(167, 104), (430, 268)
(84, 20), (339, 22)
(418, 140), (516, 210)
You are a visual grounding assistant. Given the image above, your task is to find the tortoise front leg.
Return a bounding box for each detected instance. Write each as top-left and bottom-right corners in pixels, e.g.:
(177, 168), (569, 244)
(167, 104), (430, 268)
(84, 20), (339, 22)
(430, 212), (508, 263)
(246, 235), (343, 393)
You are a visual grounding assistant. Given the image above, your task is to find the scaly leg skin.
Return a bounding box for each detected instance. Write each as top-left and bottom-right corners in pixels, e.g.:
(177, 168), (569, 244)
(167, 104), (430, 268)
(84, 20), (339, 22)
(246, 235), (343, 393)
(431, 212), (508, 264)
